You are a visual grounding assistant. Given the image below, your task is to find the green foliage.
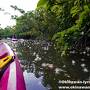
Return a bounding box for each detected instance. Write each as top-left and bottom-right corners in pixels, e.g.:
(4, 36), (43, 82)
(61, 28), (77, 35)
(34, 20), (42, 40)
(1, 0), (90, 56)
(71, 6), (80, 17)
(76, 5), (90, 27)
(14, 8), (59, 40)
(34, 0), (87, 55)
(0, 26), (15, 38)
(53, 3), (90, 56)
(37, 0), (49, 9)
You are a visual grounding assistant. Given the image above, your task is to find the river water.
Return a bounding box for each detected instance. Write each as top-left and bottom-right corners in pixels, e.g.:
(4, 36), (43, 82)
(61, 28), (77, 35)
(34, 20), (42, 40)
(1, 39), (90, 90)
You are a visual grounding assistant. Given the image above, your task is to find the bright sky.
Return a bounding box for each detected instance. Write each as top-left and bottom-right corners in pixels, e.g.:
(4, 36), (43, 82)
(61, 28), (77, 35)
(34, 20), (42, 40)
(0, 0), (39, 28)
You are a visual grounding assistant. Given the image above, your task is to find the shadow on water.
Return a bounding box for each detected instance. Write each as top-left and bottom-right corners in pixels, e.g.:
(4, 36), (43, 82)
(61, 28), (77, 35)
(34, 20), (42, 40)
(3, 39), (90, 90)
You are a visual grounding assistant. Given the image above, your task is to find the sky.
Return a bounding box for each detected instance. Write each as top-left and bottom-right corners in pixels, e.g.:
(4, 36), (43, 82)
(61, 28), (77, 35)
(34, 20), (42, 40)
(0, 0), (39, 28)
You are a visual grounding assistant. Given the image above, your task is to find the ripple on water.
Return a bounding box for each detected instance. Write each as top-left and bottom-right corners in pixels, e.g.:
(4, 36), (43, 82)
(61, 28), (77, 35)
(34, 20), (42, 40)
(83, 68), (89, 73)
(81, 63), (86, 67)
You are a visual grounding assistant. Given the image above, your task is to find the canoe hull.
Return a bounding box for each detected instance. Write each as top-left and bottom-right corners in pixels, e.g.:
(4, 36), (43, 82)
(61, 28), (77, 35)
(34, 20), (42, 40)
(0, 56), (26, 90)
(0, 43), (26, 90)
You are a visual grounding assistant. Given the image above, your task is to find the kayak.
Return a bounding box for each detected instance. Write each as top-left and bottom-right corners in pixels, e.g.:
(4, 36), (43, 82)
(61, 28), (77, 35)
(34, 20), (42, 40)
(0, 43), (26, 90)
(12, 38), (18, 41)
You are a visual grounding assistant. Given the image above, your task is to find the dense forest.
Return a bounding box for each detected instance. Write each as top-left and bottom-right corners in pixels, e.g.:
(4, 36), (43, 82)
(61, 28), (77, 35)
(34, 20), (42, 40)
(0, 0), (90, 56)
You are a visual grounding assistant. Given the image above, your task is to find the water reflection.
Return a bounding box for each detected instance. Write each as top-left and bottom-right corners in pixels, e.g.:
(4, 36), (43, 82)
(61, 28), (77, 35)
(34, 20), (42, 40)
(24, 70), (47, 90)
(2, 39), (90, 90)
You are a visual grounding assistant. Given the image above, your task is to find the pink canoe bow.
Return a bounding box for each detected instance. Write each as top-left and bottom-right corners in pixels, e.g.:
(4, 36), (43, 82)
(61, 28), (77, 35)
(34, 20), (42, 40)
(0, 43), (26, 90)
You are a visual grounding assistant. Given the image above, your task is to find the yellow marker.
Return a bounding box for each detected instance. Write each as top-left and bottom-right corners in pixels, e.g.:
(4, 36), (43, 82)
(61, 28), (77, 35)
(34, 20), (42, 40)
(0, 55), (12, 69)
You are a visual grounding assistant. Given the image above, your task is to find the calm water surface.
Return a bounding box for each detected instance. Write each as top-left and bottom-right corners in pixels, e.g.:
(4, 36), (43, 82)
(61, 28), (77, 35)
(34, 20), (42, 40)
(2, 39), (90, 90)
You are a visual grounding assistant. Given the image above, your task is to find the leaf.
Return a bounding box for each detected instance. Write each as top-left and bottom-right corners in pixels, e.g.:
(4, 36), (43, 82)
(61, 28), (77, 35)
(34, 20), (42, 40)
(70, 6), (80, 17)
(37, 0), (48, 9)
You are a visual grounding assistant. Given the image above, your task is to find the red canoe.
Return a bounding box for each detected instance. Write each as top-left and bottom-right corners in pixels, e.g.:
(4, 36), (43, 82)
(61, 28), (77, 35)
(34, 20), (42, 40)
(0, 43), (26, 90)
